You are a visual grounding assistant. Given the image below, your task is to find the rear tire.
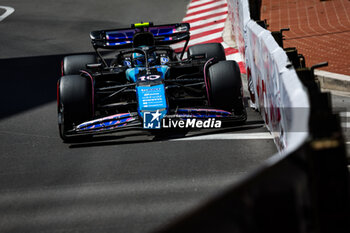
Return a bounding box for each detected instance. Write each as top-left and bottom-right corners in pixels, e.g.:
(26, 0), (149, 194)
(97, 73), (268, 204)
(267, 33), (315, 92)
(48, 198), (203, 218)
(62, 55), (97, 75)
(188, 43), (226, 61)
(207, 61), (244, 115)
(57, 74), (93, 142)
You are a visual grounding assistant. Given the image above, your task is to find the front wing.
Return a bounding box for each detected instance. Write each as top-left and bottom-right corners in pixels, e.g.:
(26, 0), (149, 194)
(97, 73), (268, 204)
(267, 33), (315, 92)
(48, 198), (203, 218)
(65, 108), (247, 137)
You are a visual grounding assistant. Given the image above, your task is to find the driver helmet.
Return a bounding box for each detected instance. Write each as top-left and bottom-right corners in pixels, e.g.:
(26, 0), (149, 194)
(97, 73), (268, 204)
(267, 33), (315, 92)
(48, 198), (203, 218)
(132, 52), (145, 67)
(132, 51), (156, 67)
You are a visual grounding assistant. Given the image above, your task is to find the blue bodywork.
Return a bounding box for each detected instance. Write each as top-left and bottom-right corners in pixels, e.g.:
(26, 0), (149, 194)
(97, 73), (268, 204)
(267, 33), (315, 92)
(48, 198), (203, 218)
(125, 65), (169, 82)
(127, 65), (170, 128)
(76, 113), (137, 132)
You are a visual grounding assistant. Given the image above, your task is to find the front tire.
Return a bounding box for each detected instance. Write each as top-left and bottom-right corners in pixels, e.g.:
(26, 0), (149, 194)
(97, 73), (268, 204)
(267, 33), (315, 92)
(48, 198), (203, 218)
(188, 43), (226, 61)
(57, 74), (93, 142)
(207, 61), (245, 115)
(62, 55), (97, 75)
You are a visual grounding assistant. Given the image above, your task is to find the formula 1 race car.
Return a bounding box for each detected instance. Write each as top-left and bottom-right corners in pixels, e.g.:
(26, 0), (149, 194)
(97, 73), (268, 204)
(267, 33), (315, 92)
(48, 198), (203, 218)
(57, 22), (246, 142)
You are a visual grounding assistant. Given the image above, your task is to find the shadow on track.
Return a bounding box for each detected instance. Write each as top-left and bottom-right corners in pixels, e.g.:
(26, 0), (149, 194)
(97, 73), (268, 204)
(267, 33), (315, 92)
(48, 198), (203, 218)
(0, 53), (94, 120)
(68, 131), (153, 149)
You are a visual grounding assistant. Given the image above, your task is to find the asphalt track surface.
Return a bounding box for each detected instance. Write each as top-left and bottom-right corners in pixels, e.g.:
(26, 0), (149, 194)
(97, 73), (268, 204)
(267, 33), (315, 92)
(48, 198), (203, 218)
(0, 1), (278, 232)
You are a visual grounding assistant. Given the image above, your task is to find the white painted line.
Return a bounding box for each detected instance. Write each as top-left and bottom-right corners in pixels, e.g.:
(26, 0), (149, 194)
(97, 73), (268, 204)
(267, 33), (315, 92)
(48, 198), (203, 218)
(187, 0), (227, 14)
(0, 6), (14, 22)
(340, 112), (350, 117)
(188, 0), (217, 8)
(189, 15), (228, 27)
(346, 142), (350, 145)
(171, 132), (273, 141)
(183, 7), (227, 22)
(190, 23), (225, 35)
(171, 31), (223, 49)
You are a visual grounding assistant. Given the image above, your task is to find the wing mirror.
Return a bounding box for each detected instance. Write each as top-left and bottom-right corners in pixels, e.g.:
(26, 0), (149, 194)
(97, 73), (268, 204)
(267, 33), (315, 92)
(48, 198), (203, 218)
(86, 63), (103, 69)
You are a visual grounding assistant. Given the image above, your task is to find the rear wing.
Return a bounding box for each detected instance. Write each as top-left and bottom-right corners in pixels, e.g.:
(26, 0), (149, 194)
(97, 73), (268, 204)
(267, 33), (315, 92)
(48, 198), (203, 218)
(90, 22), (190, 50)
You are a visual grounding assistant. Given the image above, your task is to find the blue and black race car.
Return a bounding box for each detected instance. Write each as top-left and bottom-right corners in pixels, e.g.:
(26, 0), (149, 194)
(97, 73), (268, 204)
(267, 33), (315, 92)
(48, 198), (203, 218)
(57, 22), (246, 142)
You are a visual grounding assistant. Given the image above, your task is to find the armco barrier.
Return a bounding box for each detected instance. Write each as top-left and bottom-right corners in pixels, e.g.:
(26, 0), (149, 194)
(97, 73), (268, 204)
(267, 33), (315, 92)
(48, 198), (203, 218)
(228, 0), (249, 64)
(149, 0), (349, 233)
(229, 0), (310, 152)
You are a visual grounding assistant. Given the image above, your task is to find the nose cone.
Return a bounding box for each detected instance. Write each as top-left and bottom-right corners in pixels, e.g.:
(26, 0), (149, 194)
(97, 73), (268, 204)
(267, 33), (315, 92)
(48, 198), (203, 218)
(136, 83), (168, 129)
